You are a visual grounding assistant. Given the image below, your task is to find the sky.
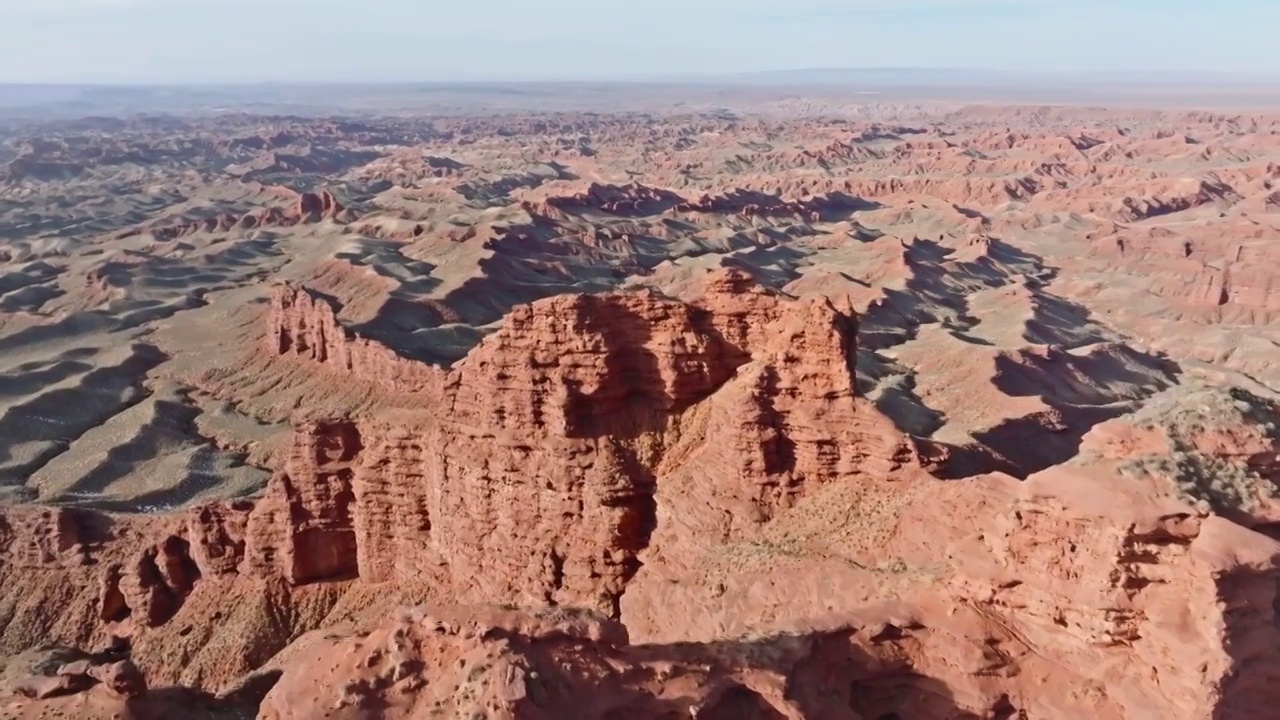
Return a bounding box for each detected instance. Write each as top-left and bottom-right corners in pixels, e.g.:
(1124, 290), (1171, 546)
(0, 0), (1277, 84)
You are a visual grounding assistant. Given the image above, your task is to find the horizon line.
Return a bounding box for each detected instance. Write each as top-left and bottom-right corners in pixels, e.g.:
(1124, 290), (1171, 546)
(4, 67), (1280, 88)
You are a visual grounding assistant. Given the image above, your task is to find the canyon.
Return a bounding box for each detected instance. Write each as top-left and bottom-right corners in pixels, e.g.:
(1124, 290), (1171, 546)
(0, 95), (1279, 718)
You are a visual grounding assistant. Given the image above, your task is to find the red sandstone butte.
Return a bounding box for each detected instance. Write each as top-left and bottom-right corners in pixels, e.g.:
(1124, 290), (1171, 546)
(2, 270), (1280, 719)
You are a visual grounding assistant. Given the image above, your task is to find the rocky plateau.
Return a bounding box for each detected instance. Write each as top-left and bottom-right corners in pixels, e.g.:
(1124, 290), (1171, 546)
(0, 95), (1279, 719)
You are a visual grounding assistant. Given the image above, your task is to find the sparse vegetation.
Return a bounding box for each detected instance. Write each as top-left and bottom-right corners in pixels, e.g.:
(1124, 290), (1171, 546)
(720, 536), (924, 580)
(1118, 447), (1277, 514)
(723, 538), (806, 560)
(1116, 383), (1280, 513)
(877, 557), (911, 574)
(529, 605), (608, 625)
(1129, 383), (1280, 440)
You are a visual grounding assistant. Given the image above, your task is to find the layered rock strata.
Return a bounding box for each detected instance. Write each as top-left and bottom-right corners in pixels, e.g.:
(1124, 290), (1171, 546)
(255, 603), (993, 720)
(268, 283), (444, 395)
(0, 270), (920, 678)
(2, 270), (1279, 719)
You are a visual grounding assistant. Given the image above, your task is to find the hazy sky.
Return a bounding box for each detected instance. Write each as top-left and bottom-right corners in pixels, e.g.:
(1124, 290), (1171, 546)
(0, 0), (1276, 83)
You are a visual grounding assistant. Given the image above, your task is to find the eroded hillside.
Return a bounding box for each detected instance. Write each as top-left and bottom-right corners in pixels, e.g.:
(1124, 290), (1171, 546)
(1, 103), (1280, 719)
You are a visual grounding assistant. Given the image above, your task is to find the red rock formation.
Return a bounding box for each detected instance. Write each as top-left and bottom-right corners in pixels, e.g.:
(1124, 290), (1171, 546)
(763, 176), (1035, 208)
(6, 271), (1280, 718)
(0, 269), (923, 672)
(267, 283), (444, 395)
(617, 460), (1280, 719)
(538, 181), (685, 217)
(795, 138), (883, 167)
(116, 187), (352, 241)
(248, 452), (1280, 719)
(242, 418), (362, 584)
(533, 182), (871, 223)
(676, 188), (863, 221)
(1, 647), (246, 719)
(1081, 221), (1280, 322)
(946, 469), (1280, 719)
(254, 603), (1002, 720)
(1115, 179), (1240, 221)
(354, 151), (465, 184)
(294, 189), (344, 221)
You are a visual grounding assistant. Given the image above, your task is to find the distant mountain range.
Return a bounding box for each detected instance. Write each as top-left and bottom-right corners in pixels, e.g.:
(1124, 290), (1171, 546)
(674, 67), (1280, 87)
(3, 68), (1280, 120)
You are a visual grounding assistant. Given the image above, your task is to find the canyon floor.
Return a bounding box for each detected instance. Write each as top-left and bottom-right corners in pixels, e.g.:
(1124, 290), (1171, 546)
(0, 89), (1279, 719)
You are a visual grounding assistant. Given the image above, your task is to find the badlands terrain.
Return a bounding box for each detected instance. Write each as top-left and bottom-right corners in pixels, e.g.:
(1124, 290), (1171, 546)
(0, 90), (1279, 718)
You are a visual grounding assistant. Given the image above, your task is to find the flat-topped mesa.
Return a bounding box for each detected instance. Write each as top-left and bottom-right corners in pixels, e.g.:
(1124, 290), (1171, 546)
(267, 283), (444, 395)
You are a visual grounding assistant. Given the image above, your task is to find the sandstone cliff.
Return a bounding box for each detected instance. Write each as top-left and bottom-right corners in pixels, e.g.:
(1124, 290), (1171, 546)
(261, 268), (915, 614)
(3, 270), (1280, 719)
(0, 269), (921, 681)
(267, 283), (444, 396)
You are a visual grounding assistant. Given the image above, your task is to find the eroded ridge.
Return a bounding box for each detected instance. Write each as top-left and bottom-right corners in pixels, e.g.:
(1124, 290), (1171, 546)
(5, 103), (1280, 719)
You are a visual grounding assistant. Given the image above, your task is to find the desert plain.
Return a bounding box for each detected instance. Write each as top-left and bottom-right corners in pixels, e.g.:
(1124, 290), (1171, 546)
(0, 82), (1278, 718)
